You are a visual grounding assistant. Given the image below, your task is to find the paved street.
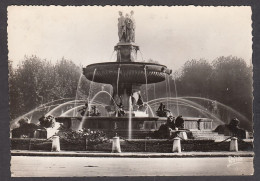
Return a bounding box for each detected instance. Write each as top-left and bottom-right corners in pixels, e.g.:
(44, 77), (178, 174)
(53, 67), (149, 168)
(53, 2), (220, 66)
(11, 156), (253, 177)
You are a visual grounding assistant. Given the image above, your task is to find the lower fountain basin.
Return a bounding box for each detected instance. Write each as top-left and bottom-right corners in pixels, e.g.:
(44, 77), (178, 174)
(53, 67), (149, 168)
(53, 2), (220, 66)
(56, 116), (160, 138)
(55, 116), (214, 139)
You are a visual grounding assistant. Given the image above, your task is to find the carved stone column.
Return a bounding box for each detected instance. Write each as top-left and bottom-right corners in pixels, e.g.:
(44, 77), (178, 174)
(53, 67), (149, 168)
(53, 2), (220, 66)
(115, 42), (139, 62)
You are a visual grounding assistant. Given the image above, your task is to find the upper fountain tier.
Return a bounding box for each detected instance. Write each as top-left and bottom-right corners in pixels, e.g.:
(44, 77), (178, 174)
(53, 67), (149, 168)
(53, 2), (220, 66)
(83, 11), (172, 85)
(83, 61), (172, 85)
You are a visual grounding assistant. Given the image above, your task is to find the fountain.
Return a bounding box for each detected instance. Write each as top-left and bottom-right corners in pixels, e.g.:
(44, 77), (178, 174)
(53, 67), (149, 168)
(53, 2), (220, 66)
(55, 11), (172, 138)
(54, 11), (250, 140)
(11, 11), (250, 141)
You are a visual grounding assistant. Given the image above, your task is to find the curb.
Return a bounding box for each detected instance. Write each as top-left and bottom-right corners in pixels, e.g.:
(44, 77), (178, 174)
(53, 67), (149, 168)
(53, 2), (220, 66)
(11, 150), (254, 158)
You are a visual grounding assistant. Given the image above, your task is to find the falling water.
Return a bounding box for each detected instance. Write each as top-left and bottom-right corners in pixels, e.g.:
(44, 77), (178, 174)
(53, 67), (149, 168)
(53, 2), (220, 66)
(89, 90), (118, 107)
(46, 100), (85, 116)
(28, 114), (32, 123)
(153, 83), (156, 100)
(117, 67), (120, 96)
(128, 97), (132, 139)
(11, 101), (74, 129)
(61, 103), (109, 117)
(144, 66), (148, 102)
(109, 50), (115, 61)
(11, 98), (73, 127)
(87, 68), (97, 113)
(183, 97), (250, 123)
(148, 97), (224, 124)
(47, 104), (51, 112)
(78, 90), (118, 130)
(110, 86), (113, 101)
(164, 74), (169, 108)
(61, 105), (84, 117)
(167, 75), (171, 98)
(144, 103), (155, 117)
(148, 96), (250, 125)
(173, 77), (179, 115)
(73, 74), (84, 116)
(139, 50), (144, 61)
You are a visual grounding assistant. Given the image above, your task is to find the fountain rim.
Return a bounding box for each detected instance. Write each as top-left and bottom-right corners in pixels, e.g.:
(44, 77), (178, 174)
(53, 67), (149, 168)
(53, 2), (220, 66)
(55, 116), (160, 121)
(85, 61), (169, 69)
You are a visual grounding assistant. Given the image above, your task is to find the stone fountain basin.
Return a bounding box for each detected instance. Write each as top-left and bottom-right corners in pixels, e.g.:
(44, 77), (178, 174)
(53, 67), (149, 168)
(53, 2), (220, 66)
(55, 116), (163, 138)
(83, 62), (172, 84)
(56, 116), (160, 130)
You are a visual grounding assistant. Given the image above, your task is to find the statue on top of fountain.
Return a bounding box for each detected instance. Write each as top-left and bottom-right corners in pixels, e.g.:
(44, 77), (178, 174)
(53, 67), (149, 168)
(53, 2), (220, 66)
(118, 11), (135, 43)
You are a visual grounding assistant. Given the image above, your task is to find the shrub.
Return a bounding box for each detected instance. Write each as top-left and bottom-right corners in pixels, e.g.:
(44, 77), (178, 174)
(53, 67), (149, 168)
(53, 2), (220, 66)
(57, 129), (109, 145)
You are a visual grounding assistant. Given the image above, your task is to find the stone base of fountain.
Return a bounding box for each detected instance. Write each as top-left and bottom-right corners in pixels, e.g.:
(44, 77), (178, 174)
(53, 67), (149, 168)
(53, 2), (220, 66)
(56, 116), (160, 138)
(55, 116), (217, 139)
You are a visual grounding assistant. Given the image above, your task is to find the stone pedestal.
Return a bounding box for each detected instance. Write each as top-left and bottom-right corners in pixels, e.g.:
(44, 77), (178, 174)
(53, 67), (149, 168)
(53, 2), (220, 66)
(112, 136), (121, 153)
(172, 137), (181, 153)
(178, 131), (188, 140)
(52, 136), (60, 152)
(230, 137), (238, 152)
(114, 42), (139, 62)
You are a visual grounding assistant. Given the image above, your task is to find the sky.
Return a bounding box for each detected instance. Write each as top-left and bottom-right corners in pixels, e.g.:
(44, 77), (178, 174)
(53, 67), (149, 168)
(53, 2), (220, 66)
(7, 6), (252, 71)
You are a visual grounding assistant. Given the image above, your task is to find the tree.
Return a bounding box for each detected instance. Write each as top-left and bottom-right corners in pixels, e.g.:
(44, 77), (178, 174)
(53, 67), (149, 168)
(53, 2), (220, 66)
(9, 56), (91, 121)
(176, 59), (213, 97)
(211, 56), (253, 130)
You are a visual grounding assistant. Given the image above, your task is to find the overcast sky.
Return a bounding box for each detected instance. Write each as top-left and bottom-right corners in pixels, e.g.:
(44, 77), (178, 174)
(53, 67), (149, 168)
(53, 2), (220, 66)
(8, 6), (252, 71)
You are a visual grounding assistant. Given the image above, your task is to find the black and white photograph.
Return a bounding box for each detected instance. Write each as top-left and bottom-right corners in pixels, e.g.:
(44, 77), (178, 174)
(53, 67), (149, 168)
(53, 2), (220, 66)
(8, 5), (254, 176)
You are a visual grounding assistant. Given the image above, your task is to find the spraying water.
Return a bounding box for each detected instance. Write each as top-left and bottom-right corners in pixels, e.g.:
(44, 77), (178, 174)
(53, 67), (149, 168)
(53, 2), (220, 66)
(164, 74), (169, 108)
(89, 91), (118, 107)
(148, 98), (224, 125)
(46, 100), (85, 116)
(109, 50), (115, 61)
(138, 50), (144, 62)
(144, 103), (155, 117)
(183, 97), (250, 123)
(148, 96), (250, 126)
(117, 67), (120, 95)
(153, 83), (156, 100)
(128, 97), (132, 139)
(144, 66), (149, 110)
(87, 68), (97, 113)
(167, 75), (171, 98)
(78, 91), (118, 130)
(173, 77), (179, 115)
(73, 74), (84, 116)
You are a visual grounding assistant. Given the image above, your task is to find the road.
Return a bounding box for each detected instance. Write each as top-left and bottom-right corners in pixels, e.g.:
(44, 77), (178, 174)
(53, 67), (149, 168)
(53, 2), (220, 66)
(11, 156), (253, 177)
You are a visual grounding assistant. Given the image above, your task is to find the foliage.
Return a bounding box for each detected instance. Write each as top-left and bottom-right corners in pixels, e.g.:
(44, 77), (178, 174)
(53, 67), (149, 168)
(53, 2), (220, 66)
(144, 56), (252, 130)
(9, 56), (101, 120)
(57, 129), (109, 145)
(177, 59), (213, 97)
(9, 55), (253, 130)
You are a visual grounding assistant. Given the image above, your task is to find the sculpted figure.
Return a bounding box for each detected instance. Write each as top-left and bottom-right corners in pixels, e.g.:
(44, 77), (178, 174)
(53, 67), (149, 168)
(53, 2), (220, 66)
(130, 10), (135, 42)
(117, 11), (135, 43)
(125, 13), (132, 42)
(118, 11), (126, 42)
